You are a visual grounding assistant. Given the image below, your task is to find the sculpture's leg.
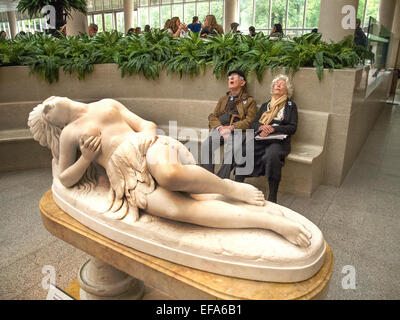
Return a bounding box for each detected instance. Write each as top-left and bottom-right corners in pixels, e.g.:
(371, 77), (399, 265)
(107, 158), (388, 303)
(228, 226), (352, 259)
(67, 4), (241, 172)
(146, 187), (312, 247)
(78, 257), (144, 300)
(146, 142), (265, 206)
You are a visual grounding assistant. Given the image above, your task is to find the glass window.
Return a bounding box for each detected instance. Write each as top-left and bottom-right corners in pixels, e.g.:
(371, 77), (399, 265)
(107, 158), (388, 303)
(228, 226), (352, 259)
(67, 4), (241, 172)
(172, 3), (183, 19)
(184, 3), (196, 24)
(94, 0), (104, 11)
(134, 11), (138, 27)
(94, 14), (103, 31)
(254, 0), (269, 29)
(103, 0), (112, 10)
(140, 0), (149, 6)
(210, 1), (223, 26)
(161, 5), (171, 28)
(116, 11), (124, 32)
(270, 0), (286, 29)
(87, 15), (92, 27)
(162, 0), (172, 4)
(239, 0), (253, 30)
(104, 13), (113, 31)
(197, 2), (210, 23)
(305, 0), (320, 28)
(150, 6), (160, 28)
(287, 0), (304, 28)
(364, 0), (380, 27)
(112, 0), (122, 9)
(138, 7), (149, 28)
(151, 0), (161, 4)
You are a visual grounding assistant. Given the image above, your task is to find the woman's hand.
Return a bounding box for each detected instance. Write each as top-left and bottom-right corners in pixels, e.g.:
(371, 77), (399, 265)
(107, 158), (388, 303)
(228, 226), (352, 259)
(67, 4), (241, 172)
(79, 135), (101, 162)
(259, 124), (274, 137)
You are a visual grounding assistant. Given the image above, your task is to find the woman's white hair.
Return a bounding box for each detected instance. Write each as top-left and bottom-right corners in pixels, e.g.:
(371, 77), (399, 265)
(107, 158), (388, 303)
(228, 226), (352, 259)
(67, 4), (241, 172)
(28, 103), (62, 160)
(270, 74), (294, 98)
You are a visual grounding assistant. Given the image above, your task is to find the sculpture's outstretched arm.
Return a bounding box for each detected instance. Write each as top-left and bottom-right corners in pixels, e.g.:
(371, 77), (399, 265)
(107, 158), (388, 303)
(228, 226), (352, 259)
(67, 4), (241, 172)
(110, 99), (157, 136)
(58, 128), (101, 188)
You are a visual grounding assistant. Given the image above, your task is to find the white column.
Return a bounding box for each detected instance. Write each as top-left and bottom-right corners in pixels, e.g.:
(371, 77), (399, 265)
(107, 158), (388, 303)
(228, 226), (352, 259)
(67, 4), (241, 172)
(78, 257), (144, 300)
(7, 11), (17, 39)
(66, 10), (88, 36)
(224, 0), (238, 34)
(124, 0), (134, 34)
(385, 0), (400, 69)
(318, 0), (359, 42)
(378, 0), (396, 31)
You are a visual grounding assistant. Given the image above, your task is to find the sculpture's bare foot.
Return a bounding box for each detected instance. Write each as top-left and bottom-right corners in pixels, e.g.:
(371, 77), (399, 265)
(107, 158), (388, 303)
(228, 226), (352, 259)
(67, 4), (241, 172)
(224, 179), (265, 206)
(272, 216), (312, 247)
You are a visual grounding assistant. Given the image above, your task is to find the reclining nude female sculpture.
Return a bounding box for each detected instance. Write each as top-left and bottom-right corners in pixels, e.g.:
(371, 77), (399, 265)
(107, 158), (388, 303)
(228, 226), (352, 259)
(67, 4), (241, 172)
(29, 96), (326, 282)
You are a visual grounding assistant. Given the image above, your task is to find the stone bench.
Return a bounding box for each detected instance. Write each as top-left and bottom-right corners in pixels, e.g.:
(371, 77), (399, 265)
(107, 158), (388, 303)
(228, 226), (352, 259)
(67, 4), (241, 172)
(119, 98), (330, 196)
(0, 98), (329, 196)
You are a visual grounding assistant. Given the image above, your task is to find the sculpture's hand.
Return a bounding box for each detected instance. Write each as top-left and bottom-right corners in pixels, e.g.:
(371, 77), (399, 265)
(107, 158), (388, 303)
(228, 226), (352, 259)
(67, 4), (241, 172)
(79, 135), (101, 162)
(137, 133), (157, 155)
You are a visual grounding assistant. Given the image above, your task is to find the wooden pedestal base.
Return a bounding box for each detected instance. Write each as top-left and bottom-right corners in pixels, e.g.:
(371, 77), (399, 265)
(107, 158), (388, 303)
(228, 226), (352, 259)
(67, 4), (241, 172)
(40, 190), (334, 300)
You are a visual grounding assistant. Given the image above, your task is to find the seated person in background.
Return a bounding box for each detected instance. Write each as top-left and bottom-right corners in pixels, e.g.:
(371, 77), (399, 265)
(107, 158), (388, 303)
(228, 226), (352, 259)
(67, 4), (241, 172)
(235, 75), (298, 204)
(270, 23), (283, 37)
(88, 23), (98, 36)
(144, 25), (151, 32)
(1, 30), (7, 39)
(135, 27), (142, 34)
(162, 19), (171, 31)
(200, 70), (257, 179)
(249, 26), (256, 37)
(126, 28), (135, 35)
(200, 15), (224, 38)
(230, 22), (241, 34)
(167, 17), (189, 38)
(188, 16), (202, 33)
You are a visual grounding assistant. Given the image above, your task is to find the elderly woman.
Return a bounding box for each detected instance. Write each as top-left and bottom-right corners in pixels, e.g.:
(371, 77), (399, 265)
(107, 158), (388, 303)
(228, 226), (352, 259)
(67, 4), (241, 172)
(235, 75), (298, 203)
(28, 96), (311, 247)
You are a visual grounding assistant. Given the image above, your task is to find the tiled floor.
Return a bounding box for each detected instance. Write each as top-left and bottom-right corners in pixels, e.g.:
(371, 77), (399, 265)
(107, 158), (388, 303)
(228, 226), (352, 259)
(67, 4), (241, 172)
(0, 102), (399, 300)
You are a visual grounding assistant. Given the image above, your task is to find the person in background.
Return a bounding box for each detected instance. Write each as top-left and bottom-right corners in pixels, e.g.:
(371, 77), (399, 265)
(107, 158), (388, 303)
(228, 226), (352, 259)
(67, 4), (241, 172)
(311, 28), (318, 33)
(167, 17), (189, 38)
(163, 19), (171, 31)
(354, 18), (367, 47)
(270, 23), (283, 37)
(200, 70), (257, 179)
(0, 30), (6, 39)
(135, 27), (142, 34)
(188, 16), (202, 33)
(88, 23), (98, 36)
(234, 75), (298, 204)
(249, 26), (256, 37)
(144, 25), (151, 32)
(230, 22), (240, 34)
(127, 28), (135, 35)
(200, 14), (224, 38)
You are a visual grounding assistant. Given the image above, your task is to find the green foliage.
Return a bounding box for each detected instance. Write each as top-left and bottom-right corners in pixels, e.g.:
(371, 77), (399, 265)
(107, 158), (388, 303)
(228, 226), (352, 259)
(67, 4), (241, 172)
(0, 31), (374, 83)
(17, 0), (87, 17)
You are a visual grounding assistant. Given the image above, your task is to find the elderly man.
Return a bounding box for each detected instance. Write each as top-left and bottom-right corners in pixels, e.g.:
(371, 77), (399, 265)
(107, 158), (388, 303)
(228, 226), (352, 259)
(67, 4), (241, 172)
(200, 70), (257, 179)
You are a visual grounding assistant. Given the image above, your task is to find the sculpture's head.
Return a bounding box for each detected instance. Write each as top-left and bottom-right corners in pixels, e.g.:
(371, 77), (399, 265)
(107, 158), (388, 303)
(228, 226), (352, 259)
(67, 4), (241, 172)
(28, 96), (69, 160)
(270, 74), (293, 99)
(41, 96), (73, 128)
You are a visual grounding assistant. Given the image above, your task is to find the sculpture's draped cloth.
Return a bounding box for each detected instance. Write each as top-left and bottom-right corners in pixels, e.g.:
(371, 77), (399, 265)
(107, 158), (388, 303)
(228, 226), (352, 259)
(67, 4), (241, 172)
(106, 133), (156, 218)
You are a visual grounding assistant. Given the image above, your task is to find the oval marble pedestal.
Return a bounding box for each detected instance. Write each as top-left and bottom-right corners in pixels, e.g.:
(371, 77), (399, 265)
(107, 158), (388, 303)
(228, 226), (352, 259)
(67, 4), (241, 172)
(40, 190), (334, 300)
